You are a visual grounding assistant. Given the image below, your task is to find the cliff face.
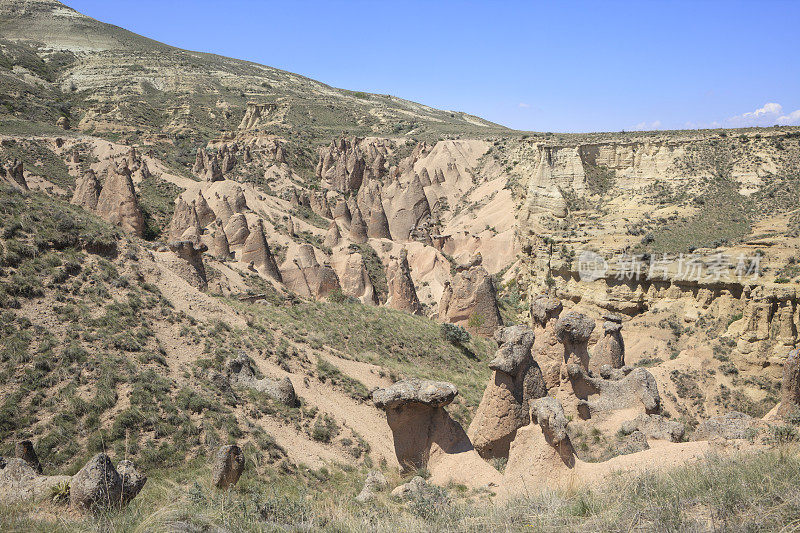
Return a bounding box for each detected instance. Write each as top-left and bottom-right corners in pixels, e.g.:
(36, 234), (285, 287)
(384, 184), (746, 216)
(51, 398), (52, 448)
(509, 129), (800, 383)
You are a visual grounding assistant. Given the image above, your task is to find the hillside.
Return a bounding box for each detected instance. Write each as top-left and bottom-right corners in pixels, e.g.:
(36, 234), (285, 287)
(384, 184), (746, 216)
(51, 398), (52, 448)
(2, 0), (800, 532)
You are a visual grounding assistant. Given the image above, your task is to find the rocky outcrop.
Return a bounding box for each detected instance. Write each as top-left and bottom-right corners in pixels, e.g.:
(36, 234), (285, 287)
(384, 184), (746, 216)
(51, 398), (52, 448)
(619, 413), (685, 442)
(195, 191), (216, 227)
(194, 149), (223, 182)
(323, 222), (341, 249)
(0, 459), (70, 505)
(14, 441), (41, 474)
(590, 314), (625, 371)
(95, 162), (145, 236)
(227, 353), (299, 406)
(224, 213), (250, 247)
(316, 136), (378, 193)
(355, 470), (388, 503)
(468, 325), (547, 459)
(240, 220), (281, 281)
(169, 240), (208, 288)
(555, 312), (595, 373)
(373, 379), (470, 472)
(383, 173), (431, 242)
(567, 365), (661, 419)
(692, 411), (765, 441)
(531, 295), (564, 389)
(332, 252), (377, 305)
(348, 202), (368, 244)
(439, 264), (502, 336)
(385, 253), (422, 315)
(778, 348), (800, 419)
(390, 476), (428, 500)
(0, 159), (28, 191)
(71, 170), (101, 210)
(167, 196), (200, 243)
(310, 192), (333, 219)
(212, 445), (245, 489)
(117, 460), (147, 506)
(70, 453), (136, 509)
(211, 221), (232, 260)
(280, 244), (341, 300)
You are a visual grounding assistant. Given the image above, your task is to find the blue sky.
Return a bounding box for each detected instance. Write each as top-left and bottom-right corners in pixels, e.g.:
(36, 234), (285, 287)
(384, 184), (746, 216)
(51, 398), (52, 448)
(66, 0), (800, 133)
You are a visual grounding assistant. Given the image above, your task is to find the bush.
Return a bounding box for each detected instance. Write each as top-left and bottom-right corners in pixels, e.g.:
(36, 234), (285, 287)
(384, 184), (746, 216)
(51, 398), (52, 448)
(440, 323), (470, 345)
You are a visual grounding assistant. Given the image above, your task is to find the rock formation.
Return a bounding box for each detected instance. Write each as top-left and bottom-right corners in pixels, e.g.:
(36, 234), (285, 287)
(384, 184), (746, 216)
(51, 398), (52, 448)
(0, 459), (70, 505)
(778, 348), (800, 419)
(372, 379), (470, 472)
(567, 365), (662, 419)
(227, 353), (299, 406)
(167, 196), (200, 243)
(348, 202), (368, 244)
(332, 252), (377, 304)
(224, 213), (250, 247)
(14, 441), (41, 474)
(70, 453), (145, 509)
(280, 244), (341, 300)
(211, 221), (232, 260)
(0, 160), (28, 191)
(468, 325), (547, 459)
(195, 191), (216, 227)
(590, 314), (625, 371)
(323, 222), (341, 249)
(355, 470), (388, 503)
(95, 162), (145, 236)
(386, 253), (422, 315)
(240, 220), (281, 281)
(619, 413), (685, 442)
(439, 262), (502, 336)
(212, 444), (245, 489)
(554, 311), (595, 373)
(333, 198), (352, 227)
(530, 295), (564, 389)
(71, 170), (101, 210)
(169, 240), (208, 288)
(691, 411), (765, 441)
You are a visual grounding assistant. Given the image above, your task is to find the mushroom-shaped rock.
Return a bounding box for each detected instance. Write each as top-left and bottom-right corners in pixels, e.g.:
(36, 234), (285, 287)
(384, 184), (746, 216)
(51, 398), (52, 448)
(439, 265), (502, 336)
(591, 315), (625, 371)
(71, 170), (101, 211)
(554, 311), (595, 372)
(468, 325), (547, 459)
(372, 379), (470, 472)
(70, 454), (123, 509)
(240, 220), (281, 281)
(212, 445), (245, 489)
(373, 379), (458, 410)
(778, 348), (800, 419)
(95, 164), (145, 236)
(14, 440), (41, 474)
(117, 460), (147, 505)
(385, 253), (422, 315)
(531, 295), (564, 390)
(224, 213), (249, 247)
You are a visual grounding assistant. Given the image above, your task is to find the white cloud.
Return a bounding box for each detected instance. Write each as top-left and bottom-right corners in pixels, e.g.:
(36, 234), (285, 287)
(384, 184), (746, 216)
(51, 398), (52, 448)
(727, 102), (784, 127)
(518, 102), (530, 108)
(633, 120), (662, 131)
(778, 109), (800, 125)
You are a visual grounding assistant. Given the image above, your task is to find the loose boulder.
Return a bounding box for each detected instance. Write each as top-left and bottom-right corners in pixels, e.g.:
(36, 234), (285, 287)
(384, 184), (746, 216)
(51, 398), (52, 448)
(212, 445), (245, 489)
(70, 454), (123, 509)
